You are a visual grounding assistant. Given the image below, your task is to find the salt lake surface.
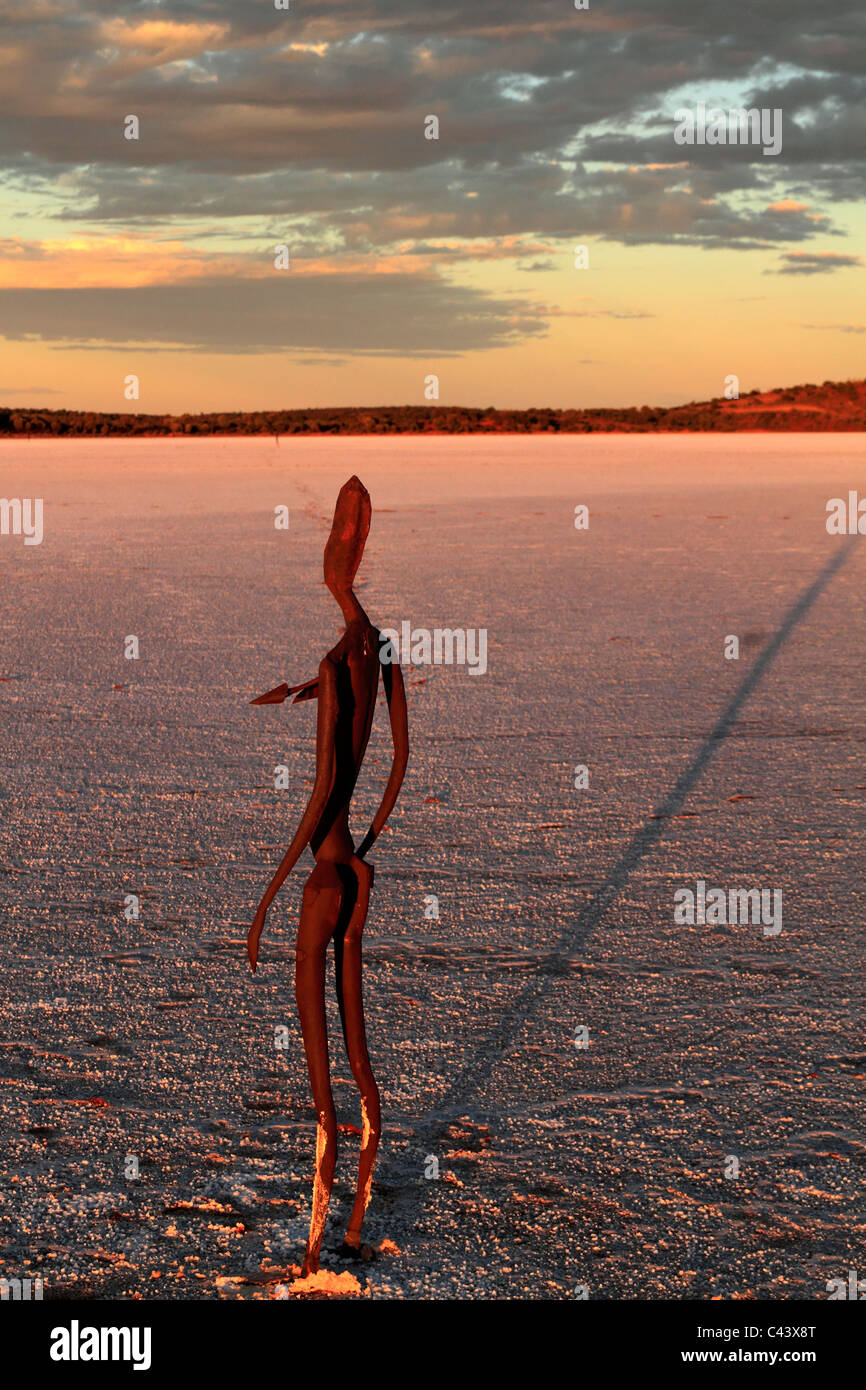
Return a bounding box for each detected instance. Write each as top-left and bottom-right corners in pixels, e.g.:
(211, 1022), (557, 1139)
(0, 434), (864, 1299)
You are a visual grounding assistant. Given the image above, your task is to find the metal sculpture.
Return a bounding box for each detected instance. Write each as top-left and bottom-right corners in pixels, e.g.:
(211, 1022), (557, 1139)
(248, 476), (409, 1275)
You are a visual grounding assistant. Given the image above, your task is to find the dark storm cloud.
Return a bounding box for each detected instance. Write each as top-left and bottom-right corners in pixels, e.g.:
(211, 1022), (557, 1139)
(0, 273), (548, 354)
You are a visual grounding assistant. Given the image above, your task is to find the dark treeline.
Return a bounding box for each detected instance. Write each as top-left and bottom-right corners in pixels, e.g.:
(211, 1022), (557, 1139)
(1, 379), (863, 436)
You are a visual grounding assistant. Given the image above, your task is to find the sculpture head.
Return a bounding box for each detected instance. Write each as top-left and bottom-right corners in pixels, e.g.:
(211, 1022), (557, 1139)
(324, 476), (371, 613)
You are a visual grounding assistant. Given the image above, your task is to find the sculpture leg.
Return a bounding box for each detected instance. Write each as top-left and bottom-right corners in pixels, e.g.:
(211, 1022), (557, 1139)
(295, 861), (344, 1276)
(334, 856), (381, 1253)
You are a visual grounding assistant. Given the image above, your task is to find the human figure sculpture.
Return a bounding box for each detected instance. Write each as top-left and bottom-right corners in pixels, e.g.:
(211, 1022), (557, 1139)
(247, 476), (409, 1276)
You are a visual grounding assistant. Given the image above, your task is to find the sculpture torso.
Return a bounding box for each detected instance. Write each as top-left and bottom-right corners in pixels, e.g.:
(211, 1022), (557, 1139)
(311, 618), (380, 863)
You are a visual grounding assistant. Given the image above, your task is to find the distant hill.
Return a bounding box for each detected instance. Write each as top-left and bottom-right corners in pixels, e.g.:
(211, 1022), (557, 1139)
(1, 378), (864, 436)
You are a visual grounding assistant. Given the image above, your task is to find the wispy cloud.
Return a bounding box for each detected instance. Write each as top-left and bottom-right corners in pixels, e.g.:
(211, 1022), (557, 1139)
(802, 322), (866, 333)
(770, 251), (863, 276)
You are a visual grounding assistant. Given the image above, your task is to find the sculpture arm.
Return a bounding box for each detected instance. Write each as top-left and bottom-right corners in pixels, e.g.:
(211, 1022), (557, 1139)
(247, 659), (338, 972)
(356, 659), (409, 860)
(250, 676), (319, 705)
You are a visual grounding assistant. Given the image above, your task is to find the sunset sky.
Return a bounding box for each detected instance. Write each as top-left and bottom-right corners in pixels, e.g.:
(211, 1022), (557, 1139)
(0, 1), (863, 412)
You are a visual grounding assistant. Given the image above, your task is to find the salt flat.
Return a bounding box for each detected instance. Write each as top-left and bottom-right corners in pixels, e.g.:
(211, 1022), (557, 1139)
(0, 434), (864, 1299)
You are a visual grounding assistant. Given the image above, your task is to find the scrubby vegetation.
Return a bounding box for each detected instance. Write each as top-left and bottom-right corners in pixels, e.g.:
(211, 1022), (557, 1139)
(1, 379), (864, 436)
